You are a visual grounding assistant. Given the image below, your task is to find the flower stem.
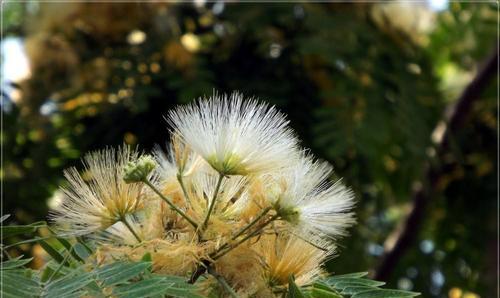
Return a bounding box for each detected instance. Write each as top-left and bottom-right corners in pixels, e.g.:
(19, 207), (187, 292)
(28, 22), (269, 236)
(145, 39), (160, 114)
(121, 216), (142, 243)
(207, 266), (238, 298)
(188, 214), (279, 284)
(177, 173), (192, 207)
(142, 179), (199, 230)
(212, 214), (279, 260)
(216, 206), (272, 254)
(232, 207), (272, 240)
(201, 173), (224, 230)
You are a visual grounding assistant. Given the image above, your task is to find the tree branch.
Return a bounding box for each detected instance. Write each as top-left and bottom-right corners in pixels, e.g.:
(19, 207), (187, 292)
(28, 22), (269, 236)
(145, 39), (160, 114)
(374, 45), (498, 281)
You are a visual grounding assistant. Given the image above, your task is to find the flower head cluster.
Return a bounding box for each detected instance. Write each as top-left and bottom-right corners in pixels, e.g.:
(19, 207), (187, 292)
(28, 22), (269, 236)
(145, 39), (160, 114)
(167, 92), (298, 175)
(51, 92), (356, 297)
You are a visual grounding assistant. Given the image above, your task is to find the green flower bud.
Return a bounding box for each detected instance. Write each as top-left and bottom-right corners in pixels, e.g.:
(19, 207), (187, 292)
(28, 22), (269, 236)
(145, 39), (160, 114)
(123, 155), (156, 183)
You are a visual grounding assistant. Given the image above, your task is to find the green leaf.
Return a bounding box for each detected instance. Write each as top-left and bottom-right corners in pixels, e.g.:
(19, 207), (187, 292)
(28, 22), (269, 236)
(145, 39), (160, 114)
(351, 289), (420, 298)
(311, 287), (343, 298)
(1, 220), (48, 240)
(45, 260), (75, 276)
(328, 272), (369, 280)
(288, 275), (306, 298)
(76, 237), (94, 256)
(43, 271), (93, 297)
(1, 257), (33, 269)
(341, 286), (376, 295)
(56, 238), (84, 263)
(1, 270), (40, 297)
(114, 276), (203, 298)
(81, 281), (106, 298)
(313, 281), (336, 291)
(113, 276), (167, 297)
(308, 282), (343, 298)
(327, 278), (385, 289)
(1, 225), (38, 238)
(39, 240), (67, 265)
(141, 252), (152, 262)
(4, 236), (54, 248)
(40, 266), (56, 283)
(73, 243), (91, 261)
(313, 273), (420, 298)
(95, 261), (151, 286)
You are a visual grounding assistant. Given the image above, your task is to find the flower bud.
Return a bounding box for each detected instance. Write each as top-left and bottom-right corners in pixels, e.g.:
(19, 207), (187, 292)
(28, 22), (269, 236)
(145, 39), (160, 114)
(123, 155), (156, 183)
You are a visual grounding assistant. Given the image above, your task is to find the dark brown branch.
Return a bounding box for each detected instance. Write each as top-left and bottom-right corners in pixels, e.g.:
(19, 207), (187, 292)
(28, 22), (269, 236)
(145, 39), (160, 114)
(188, 259), (211, 284)
(374, 45), (498, 281)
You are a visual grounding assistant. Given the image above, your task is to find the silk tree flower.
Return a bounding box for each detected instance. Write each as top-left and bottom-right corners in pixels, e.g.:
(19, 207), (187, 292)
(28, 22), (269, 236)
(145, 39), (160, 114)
(167, 92), (299, 175)
(50, 146), (146, 237)
(46, 93), (364, 297)
(271, 152), (356, 246)
(256, 234), (334, 287)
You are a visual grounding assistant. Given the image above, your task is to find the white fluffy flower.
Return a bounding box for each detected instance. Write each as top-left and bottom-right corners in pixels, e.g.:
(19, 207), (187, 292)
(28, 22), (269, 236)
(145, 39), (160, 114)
(272, 153), (356, 245)
(256, 234), (334, 287)
(50, 146), (146, 236)
(167, 92), (299, 175)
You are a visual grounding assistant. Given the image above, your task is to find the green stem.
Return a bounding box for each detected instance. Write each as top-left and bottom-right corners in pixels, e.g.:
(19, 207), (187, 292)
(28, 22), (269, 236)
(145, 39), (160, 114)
(207, 266), (238, 298)
(232, 207), (272, 240)
(216, 207), (272, 254)
(201, 173), (224, 230)
(212, 214), (279, 260)
(177, 174), (192, 207)
(121, 217), (142, 243)
(143, 179), (199, 230)
(5, 236), (55, 249)
(188, 214), (279, 285)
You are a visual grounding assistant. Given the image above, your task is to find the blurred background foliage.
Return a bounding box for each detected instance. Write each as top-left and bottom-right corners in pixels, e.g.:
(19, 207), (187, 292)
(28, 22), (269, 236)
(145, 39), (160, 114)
(1, 2), (497, 298)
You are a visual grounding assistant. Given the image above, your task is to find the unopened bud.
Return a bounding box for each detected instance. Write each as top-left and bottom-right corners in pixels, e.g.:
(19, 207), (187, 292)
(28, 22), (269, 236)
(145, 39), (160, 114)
(123, 155), (156, 183)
